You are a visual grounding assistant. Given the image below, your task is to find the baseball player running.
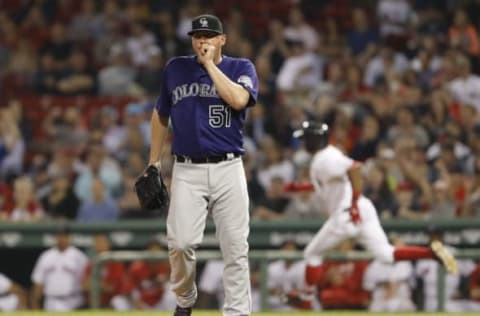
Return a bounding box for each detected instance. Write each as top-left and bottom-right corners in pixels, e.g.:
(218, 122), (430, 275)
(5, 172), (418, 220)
(147, 14), (258, 316)
(287, 121), (458, 301)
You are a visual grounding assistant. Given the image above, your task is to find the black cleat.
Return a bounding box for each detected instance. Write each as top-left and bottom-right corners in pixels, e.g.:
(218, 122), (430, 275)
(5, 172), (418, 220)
(173, 305), (192, 316)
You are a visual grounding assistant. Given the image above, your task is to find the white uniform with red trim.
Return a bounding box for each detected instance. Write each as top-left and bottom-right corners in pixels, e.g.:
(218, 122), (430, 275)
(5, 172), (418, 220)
(31, 246), (88, 311)
(304, 145), (394, 264)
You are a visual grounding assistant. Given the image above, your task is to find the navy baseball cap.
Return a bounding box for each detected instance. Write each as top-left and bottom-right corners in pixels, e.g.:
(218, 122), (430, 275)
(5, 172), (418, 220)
(188, 14), (223, 36)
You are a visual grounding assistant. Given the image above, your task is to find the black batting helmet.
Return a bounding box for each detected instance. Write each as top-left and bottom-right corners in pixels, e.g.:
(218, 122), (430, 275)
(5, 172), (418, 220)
(293, 120), (329, 153)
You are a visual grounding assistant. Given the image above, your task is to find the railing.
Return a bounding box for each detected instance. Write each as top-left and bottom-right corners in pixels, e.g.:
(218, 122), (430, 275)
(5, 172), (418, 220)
(90, 249), (480, 312)
(2, 218), (480, 248)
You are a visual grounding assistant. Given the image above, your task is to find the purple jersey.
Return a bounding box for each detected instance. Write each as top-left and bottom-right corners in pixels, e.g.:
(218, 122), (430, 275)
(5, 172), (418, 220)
(156, 55), (258, 158)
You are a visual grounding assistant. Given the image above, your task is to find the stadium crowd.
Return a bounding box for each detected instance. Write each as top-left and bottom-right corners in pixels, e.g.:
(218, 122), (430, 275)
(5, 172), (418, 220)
(1, 0), (480, 312)
(1, 0), (480, 222)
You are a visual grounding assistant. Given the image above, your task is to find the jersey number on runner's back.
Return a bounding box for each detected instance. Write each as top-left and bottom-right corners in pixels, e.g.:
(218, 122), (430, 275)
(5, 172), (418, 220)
(209, 104), (231, 128)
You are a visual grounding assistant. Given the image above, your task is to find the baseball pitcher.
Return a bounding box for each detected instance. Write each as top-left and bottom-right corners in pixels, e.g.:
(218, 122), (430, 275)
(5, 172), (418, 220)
(147, 14), (258, 316)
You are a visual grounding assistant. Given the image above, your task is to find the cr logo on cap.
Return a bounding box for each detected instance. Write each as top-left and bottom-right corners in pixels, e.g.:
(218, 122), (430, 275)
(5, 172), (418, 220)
(200, 17), (208, 27)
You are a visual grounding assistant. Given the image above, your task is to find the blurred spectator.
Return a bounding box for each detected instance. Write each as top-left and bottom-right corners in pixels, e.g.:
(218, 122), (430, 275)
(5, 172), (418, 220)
(276, 36), (323, 92)
(422, 91), (455, 139)
(376, 0), (414, 49)
(41, 171), (79, 220)
(386, 107), (430, 149)
(6, 38), (38, 84)
(351, 115), (381, 161)
(346, 7), (379, 57)
(426, 128), (471, 168)
(42, 106), (88, 147)
(318, 17), (345, 59)
(395, 137), (432, 205)
(363, 164), (397, 219)
(283, 7), (319, 52)
(97, 44), (142, 97)
(465, 157), (480, 216)
(114, 102), (151, 162)
(363, 45), (409, 88)
(98, 106), (124, 155)
(154, 13), (186, 60)
(430, 179), (456, 219)
(253, 176), (290, 220)
(40, 22), (73, 68)
(284, 168), (324, 219)
(448, 53), (480, 113)
(126, 21), (157, 67)
(6, 99), (33, 144)
(254, 55), (276, 112)
(56, 50), (96, 96)
(75, 143), (122, 202)
(3, 176), (44, 222)
(31, 224), (88, 311)
(112, 239), (175, 310)
(448, 9), (479, 60)
(67, 0), (104, 43)
(93, 17), (126, 67)
(338, 63), (370, 103)
(0, 107), (25, 178)
(311, 59), (345, 102)
(0, 273), (27, 311)
(258, 20), (289, 75)
(175, 0), (202, 43)
(18, 5), (48, 50)
(33, 53), (66, 94)
(393, 180), (426, 220)
(136, 45), (164, 97)
(257, 137), (294, 191)
(410, 35), (442, 91)
(76, 177), (119, 222)
(83, 234), (126, 308)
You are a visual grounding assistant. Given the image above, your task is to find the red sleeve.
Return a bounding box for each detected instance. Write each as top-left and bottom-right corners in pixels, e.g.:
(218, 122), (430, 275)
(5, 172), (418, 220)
(470, 266), (480, 291)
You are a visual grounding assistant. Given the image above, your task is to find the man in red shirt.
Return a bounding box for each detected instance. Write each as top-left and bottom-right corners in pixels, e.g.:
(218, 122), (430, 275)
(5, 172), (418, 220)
(286, 240), (370, 310)
(114, 238), (173, 310)
(83, 234), (126, 308)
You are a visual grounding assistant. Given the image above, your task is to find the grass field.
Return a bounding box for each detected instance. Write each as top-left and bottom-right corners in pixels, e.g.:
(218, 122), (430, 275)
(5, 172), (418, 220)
(8, 311), (479, 316)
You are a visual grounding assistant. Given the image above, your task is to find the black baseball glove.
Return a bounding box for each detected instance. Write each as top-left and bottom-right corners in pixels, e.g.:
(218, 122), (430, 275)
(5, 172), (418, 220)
(134, 165), (169, 215)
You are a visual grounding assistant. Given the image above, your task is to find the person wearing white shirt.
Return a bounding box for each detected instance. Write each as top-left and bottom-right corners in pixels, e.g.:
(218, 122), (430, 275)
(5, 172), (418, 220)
(31, 224), (88, 311)
(416, 257), (476, 312)
(0, 273), (26, 311)
(376, 0), (413, 37)
(448, 54), (480, 113)
(363, 259), (416, 312)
